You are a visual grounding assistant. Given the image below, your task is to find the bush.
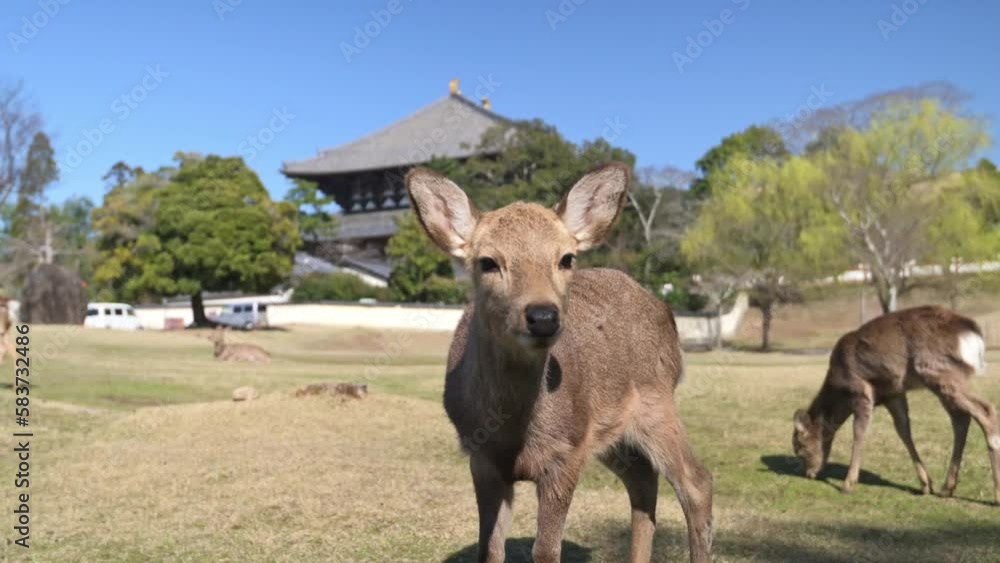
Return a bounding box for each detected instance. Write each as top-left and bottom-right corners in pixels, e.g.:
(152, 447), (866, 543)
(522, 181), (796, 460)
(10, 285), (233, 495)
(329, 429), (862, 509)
(656, 272), (709, 313)
(292, 273), (389, 303)
(421, 275), (471, 305)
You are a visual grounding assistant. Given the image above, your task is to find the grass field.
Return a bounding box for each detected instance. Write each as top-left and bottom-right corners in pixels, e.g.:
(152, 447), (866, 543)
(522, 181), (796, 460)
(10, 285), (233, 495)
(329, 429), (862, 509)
(2, 324), (999, 562)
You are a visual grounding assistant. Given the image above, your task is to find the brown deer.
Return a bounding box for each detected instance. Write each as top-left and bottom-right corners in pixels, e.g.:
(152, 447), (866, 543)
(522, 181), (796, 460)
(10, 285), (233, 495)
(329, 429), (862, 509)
(792, 305), (999, 504)
(406, 163), (713, 563)
(206, 327), (271, 363)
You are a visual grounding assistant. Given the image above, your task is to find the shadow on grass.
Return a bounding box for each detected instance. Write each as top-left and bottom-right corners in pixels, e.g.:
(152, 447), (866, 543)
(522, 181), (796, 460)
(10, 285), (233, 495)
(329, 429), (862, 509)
(596, 518), (999, 563)
(443, 538), (592, 562)
(760, 454), (922, 495)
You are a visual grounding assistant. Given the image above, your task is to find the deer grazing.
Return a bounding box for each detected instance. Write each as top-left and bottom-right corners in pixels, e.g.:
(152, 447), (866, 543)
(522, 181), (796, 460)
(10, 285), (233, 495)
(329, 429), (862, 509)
(406, 163), (713, 563)
(793, 305), (999, 504)
(206, 327), (271, 363)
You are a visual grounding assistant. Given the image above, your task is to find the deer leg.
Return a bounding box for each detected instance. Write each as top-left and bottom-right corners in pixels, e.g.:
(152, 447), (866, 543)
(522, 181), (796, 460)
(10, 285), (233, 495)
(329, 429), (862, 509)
(842, 395), (873, 494)
(532, 455), (584, 563)
(963, 392), (1000, 505)
(884, 395), (933, 494)
(939, 409), (970, 498)
(470, 456), (514, 563)
(600, 445), (659, 563)
(932, 380), (1000, 505)
(643, 404), (713, 563)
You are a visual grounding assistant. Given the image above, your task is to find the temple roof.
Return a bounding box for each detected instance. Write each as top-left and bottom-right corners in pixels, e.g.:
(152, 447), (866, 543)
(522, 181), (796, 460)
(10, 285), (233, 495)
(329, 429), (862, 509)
(283, 93), (511, 177)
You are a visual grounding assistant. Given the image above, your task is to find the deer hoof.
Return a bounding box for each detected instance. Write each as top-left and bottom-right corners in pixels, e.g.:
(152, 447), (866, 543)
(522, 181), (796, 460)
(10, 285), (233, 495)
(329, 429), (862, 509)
(840, 482), (854, 494)
(921, 481), (933, 495)
(939, 486), (955, 498)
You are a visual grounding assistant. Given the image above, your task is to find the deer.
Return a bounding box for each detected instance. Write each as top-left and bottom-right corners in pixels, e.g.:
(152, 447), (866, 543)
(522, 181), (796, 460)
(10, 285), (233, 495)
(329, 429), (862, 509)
(206, 326), (271, 363)
(792, 305), (999, 505)
(405, 163), (713, 563)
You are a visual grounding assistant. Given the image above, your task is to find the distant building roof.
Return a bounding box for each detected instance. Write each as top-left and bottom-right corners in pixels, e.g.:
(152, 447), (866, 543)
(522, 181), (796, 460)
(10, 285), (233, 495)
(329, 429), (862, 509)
(283, 93), (511, 177)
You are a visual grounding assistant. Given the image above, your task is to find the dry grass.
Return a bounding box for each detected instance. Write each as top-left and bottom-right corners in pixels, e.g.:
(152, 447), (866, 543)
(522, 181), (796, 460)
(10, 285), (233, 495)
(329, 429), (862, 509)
(1, 323), (999, 562)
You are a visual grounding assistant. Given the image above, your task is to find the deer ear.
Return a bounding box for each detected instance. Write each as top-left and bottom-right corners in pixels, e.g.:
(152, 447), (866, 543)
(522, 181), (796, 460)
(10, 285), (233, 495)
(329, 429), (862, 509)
(793, 409), (810, 433)
(556, 162), (630, 251)
(406, 167), (480, 258)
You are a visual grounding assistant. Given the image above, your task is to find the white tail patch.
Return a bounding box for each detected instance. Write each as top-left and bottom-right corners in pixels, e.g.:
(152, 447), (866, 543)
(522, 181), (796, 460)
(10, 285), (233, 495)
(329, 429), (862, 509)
(958, 331), (986, 375)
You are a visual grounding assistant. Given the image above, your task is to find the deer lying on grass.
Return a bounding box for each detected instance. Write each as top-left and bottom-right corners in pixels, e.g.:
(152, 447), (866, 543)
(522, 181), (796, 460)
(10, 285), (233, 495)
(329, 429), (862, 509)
(406, 163), (713, 563)
(206, 327), (271, 363)
(793, 305), (999, 505)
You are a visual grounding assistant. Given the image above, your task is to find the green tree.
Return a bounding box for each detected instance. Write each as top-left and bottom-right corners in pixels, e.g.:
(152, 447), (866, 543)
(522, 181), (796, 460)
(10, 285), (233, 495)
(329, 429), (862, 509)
(284, 178), (336, 243)
(385, 212), (462, 303)
(691, 125), (788, 198)
(10, 131), (57, 239)
(927, 169), (1000, 309)
(813, 99), (991, 312)
(683, 155), (841, 350)
(292, 272), (388, 302)
(451, 119), (586, 209)
(93, 154), (300, 324)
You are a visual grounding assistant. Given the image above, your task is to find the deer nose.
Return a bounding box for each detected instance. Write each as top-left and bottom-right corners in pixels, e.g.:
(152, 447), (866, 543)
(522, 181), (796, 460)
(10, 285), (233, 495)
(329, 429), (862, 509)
(525, 304), (560, 337)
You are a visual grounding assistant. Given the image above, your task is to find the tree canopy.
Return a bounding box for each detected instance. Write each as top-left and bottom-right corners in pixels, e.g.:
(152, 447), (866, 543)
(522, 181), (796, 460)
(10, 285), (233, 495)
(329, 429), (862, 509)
(92, 154), (300, 324)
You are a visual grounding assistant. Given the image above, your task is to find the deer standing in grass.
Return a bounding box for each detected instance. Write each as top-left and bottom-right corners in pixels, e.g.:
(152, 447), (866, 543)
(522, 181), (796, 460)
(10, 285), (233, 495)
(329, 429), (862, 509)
(207, 327), (271, 363)
(792, 305), (1000, 505)
(406, 163), (713, 563)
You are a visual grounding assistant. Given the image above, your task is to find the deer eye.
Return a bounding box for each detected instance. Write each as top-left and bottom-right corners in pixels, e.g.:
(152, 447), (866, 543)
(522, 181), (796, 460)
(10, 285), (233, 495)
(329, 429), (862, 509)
(559, 254), (575, 270)
(478, 257), (500, 274)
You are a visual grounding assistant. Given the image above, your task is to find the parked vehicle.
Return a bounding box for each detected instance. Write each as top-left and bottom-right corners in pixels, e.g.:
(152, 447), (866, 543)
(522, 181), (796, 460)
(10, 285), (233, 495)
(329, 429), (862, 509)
(84, 303), (144, 331)
(214, 302), (269, 330)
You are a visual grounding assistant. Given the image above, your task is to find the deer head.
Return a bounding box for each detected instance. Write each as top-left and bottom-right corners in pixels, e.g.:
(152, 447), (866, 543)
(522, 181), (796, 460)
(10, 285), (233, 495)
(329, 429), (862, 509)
(406, 163), (629, 355)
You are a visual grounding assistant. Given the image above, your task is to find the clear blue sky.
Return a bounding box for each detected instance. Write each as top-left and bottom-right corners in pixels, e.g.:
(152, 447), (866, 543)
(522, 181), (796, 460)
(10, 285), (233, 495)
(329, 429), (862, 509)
(2, 0), (998, 204)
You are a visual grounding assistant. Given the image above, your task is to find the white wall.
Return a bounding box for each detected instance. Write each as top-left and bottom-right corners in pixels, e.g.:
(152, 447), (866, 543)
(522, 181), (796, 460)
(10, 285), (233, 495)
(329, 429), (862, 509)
(131, 294), (749, 342)
(134, 301), (465, 332)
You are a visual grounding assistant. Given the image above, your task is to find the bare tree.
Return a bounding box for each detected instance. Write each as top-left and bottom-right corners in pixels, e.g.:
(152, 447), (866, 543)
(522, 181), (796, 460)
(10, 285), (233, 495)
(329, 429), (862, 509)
(776, 81), (972, 154)
(0, 81), (42, 209)
(628, 166), (696, 277)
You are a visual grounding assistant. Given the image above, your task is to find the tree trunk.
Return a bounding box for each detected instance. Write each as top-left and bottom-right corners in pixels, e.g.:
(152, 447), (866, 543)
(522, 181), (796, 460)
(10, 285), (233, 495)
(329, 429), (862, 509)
(887, 284), (898, 313)
(715, 304), (724, 350)
(191, 291), (211, 327)
(760, 302), (773, 352)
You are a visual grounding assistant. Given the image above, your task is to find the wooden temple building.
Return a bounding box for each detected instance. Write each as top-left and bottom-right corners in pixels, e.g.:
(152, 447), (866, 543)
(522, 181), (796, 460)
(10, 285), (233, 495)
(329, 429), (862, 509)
(282, 80), (510, 283)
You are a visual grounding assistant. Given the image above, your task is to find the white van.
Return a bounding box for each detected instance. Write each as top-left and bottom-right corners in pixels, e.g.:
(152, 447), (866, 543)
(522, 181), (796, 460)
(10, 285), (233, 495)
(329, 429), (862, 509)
(84, 302), (144, 331)
(214, 302), (268, 330)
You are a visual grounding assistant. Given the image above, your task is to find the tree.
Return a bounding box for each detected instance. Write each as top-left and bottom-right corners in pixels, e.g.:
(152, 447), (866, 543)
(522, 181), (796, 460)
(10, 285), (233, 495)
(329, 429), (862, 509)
(683, 155), (840, 350)
(92, 154), (300, 324)
(813, 99), (991, 313)
(385, 212), (461, 303)
(691, 125), (788, 198)
(625, 166), (697, 282)
(926, 168), (1000, 309)
(450, 119), (601, 209)
(284, 178), (336, 243)
(777, 81), (971, 154)
(1, 132), (65, 285)
(10, 131), (57, 240)
(0, 81), (42, 209)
